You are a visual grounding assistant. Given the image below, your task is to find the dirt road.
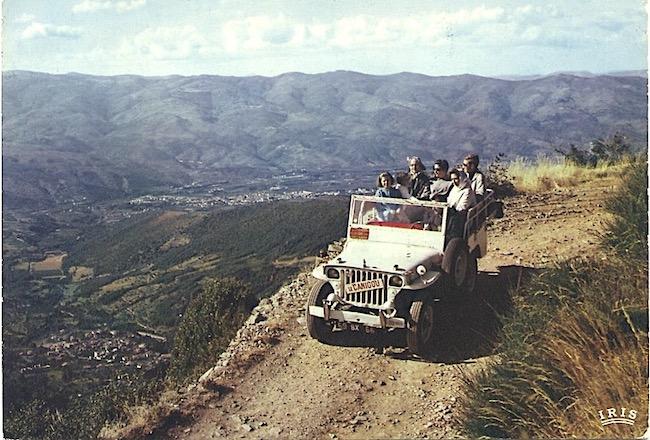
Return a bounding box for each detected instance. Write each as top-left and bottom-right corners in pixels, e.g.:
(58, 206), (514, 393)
(167, 181), (614, 439)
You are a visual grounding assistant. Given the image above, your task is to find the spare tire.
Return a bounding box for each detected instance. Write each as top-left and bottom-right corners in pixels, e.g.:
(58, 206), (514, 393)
(442, 238), (469, 292)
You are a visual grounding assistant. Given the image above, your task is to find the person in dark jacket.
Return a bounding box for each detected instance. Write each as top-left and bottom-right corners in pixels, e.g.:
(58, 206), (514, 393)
(407, 156), (430, 200)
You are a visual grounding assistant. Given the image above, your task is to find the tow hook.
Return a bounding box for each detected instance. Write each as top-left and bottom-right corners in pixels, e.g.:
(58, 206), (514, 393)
(379, 310), (386, 329)
(323, 300), (330, 321)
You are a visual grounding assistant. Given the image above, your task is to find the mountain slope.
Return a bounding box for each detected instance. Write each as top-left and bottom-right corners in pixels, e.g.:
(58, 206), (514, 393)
(3, 70), (647, 208)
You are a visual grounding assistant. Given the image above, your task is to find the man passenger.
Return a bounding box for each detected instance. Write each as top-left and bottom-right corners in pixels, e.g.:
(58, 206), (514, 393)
(429, 159), (453, 202)
(407, 156), (430, 200)
(462, 154), (485, 201)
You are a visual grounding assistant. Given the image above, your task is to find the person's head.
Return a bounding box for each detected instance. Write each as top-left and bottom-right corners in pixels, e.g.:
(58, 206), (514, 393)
(433, 159), (449, 179)
(395, 171), (410, 186)
(408, 156), (425, 174)
(449, 169), (470, 188)
(462, 154), (479, 175)
(377, 171), (395, 188)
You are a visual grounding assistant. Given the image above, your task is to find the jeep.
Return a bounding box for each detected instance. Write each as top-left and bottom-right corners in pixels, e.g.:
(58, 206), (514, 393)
(306, 189), (501, 356)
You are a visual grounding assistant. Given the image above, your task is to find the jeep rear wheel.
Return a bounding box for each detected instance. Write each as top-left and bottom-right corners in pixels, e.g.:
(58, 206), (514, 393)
(442, 238), (470, 293)
(465, 254), (478, 294)
(306, 280), (334, 342)
(407, 298), (435, 357)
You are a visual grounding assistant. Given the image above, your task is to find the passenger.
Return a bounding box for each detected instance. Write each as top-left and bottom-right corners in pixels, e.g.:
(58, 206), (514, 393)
(429, 159), (453, 202)
(394, 172), (411, 199)
(462, 154), (486, 201)
(374, 172), (401, 221)
(407, 156), (430, 200)
(374, 172), (402, 198)
(446, 169), (477, 242)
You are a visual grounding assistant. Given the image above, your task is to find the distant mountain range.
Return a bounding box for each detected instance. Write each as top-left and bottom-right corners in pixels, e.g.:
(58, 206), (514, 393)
(2, 70), (647, 208)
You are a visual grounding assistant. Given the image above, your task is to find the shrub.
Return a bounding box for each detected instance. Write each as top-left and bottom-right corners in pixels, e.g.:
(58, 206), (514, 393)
(4, 369), (166, 440)
(485, 153), (517, 197)
(601, 156), (648, 261)
(555, 132), (634, 166)
(167, 277), (254, 383)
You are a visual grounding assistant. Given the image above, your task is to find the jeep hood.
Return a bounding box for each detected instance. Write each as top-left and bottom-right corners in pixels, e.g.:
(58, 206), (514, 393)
(331, 240), (443, 273)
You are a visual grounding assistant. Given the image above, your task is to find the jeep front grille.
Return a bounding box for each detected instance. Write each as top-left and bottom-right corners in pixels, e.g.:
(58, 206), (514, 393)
(341, 269), (389, 307)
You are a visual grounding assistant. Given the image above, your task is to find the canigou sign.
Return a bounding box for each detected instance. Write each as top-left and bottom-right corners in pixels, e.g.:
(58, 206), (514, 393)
(345, 278), (384, 294)
(598, 407), (637, 426)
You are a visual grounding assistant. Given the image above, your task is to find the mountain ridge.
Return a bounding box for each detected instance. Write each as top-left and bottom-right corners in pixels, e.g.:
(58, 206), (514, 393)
(3, 70), (647, 208)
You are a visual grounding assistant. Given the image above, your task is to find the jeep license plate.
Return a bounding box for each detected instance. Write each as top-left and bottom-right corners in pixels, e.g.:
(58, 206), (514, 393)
(345, 278), (384, 294)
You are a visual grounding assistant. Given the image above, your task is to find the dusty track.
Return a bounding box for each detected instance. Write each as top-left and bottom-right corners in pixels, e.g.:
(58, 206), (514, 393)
(166, 181), (614, 439)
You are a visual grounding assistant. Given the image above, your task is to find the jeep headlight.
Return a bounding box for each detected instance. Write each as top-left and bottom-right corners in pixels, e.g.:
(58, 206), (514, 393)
(388, 275), (403, 287)
(416, 265), (427, 275)
(326, 267), (340, 279)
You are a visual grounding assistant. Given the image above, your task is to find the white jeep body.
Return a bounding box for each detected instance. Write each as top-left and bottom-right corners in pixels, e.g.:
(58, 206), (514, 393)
(308, 190), (494, 332)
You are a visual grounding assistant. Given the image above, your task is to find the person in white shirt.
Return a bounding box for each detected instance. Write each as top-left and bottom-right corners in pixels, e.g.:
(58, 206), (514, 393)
(462, 154), (485, 201)
(446, 169), (477, 241)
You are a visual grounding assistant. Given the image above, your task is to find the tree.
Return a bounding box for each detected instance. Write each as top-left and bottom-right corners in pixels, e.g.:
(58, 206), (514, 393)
(589, 132), (631, 164)
(168, 277), (254, 382)
(555, 133), (633, 166)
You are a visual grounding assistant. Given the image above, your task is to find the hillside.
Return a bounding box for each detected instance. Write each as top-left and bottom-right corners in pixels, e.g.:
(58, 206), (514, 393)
(3, 197), (348, 438)
(3, 70), (647, 208)
(112, 173), (646, 439)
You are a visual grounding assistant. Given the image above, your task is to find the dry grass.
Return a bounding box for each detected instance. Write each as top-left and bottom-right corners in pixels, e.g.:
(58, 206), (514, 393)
(272, 255), (319, 268)
(31, 253), (66, 272)
(538, 307), (648, 438)
(68, 265), (94, 281)
(461, 255), (648, 438)
(507, 156), (628, 192)
(98, 389), (188, 440)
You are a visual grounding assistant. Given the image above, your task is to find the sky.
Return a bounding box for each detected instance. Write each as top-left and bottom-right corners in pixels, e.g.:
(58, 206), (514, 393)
(2, 0), (648, 77)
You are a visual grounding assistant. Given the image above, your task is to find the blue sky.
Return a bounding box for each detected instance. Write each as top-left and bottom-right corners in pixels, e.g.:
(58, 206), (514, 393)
(2, 0), (648, 77)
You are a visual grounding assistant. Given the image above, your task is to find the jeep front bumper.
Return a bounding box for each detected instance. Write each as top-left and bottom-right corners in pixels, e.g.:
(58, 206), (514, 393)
(308, 305), (406, 329)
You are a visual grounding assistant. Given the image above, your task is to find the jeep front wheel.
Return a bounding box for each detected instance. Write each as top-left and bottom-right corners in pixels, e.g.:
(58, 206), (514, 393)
(407, 298), (435, 357)
(306, 280), (334, 342)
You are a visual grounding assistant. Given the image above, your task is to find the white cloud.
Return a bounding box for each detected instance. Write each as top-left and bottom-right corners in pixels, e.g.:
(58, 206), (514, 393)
(222, 15), (304, 52)
(213, 4), (642, 56)
(21, 22), (82, 39)
(72, 0), (146, 13)
(218, 7), (508, 53)
(15, 13), (36, 24)
(115, 25), (211, 60)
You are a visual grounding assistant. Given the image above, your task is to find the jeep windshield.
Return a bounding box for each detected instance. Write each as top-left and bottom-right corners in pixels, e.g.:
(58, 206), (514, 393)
(349, 196), (448, 232)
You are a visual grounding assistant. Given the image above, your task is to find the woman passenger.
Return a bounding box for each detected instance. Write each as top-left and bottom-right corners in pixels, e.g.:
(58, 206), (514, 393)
(375, 172), (402, 198)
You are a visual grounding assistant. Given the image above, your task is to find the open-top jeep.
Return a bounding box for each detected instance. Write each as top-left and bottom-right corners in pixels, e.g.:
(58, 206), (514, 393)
(306, 189), (500, 356)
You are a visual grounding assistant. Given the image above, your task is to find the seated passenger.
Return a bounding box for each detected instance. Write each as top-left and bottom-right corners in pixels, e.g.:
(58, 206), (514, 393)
(374, 172), (402, 198)
(407, 156), (430, 200)
(374, 171), (401, 221)
(429, 159), (453, 202)
(446, 169), (477, 243)
(462, 154), (486, 201)
(394, 172), (411, 199)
